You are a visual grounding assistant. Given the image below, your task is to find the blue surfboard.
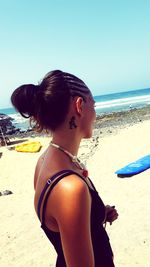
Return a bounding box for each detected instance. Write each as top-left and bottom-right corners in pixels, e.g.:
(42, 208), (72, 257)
(115, 154), (150, 177)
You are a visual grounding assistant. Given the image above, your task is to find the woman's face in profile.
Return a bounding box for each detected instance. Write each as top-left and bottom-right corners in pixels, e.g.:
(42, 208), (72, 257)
(82, 92), (96, 138)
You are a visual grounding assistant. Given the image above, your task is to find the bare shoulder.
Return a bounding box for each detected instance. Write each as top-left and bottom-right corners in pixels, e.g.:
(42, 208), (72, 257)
(53, 174), (90, 198)
(49, 174), (91, 220)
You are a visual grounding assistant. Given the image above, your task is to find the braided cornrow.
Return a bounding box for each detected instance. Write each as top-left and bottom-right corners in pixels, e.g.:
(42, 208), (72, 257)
(11, 70), (90, 132)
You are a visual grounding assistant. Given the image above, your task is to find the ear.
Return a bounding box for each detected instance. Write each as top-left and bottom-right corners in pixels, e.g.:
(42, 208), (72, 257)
(75, 97), (84, 116)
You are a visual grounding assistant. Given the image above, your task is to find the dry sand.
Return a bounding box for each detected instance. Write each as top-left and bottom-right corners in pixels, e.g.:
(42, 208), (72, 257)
(0, 120), (150, 267)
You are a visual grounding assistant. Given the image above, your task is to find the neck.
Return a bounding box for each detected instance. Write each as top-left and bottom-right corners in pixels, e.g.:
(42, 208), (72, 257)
(51, 133), (81, 156)
(50, 140), (88, 178)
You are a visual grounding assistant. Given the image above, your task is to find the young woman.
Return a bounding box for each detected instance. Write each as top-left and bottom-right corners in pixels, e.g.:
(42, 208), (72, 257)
(11, 70), (118, 267)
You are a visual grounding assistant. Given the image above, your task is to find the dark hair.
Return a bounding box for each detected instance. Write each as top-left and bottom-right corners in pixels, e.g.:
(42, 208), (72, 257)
(11, 70), (90, 132)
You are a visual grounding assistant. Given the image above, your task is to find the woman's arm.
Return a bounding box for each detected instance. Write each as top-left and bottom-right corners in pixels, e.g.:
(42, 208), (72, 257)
(51, 175), (94, 267)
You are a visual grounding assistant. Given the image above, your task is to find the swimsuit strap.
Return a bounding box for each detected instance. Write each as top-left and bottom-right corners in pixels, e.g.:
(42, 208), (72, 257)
(88, 177), (97, 191)
(37, 170), (70, 221)
(37, 169), (87, 224)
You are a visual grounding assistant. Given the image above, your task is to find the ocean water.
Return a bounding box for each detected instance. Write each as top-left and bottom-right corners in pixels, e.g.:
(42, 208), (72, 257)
(0, 107), (30, 131)
(0, 88), (150, 130)
(94, 88), (150, 114)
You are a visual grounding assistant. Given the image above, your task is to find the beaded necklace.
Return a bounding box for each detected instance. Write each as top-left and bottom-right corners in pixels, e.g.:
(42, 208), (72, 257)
(50, 141), (88, 178)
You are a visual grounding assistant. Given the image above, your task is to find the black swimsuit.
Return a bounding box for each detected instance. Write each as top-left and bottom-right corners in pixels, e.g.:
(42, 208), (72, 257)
(37, 170), (115, 267)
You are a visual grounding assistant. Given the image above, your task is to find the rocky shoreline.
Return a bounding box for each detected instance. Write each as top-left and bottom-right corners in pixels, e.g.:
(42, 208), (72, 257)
(0, 105), (149, 142)
(95, 105), (150, 137)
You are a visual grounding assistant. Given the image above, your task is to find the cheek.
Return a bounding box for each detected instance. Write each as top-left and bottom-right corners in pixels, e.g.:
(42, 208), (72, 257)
(87, 111), (96, 133)
(87, 109), (96, 125)
(91, 109), (96, 122)
(93, 109), (96, 120)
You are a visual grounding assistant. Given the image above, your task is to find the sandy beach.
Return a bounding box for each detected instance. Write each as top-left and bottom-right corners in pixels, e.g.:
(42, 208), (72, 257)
(0, 112), (150, 267)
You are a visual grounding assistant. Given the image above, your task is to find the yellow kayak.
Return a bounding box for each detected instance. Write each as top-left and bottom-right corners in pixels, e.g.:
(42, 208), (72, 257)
(15, 141), (42, 153)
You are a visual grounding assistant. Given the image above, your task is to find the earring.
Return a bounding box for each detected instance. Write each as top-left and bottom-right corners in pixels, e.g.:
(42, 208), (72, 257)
(69, 116), (77, 129)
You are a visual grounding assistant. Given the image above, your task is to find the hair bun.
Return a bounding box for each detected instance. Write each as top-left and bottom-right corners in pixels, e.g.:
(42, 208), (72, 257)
(11, 84), (40, 118)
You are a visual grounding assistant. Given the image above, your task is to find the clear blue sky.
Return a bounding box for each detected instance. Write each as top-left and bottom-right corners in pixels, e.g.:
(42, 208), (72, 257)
(0, 0), (150, 108)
